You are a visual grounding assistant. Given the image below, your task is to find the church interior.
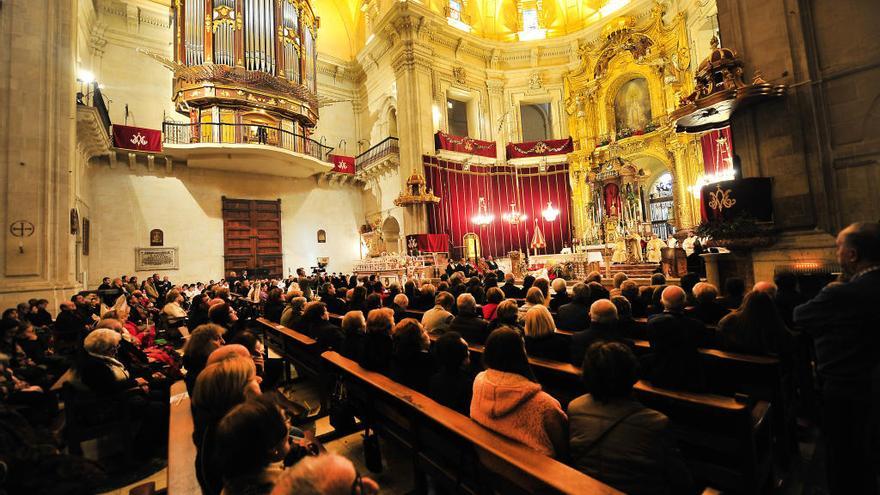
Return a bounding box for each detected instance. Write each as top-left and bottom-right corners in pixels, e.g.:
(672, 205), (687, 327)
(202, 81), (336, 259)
(0, 0), (878, 493)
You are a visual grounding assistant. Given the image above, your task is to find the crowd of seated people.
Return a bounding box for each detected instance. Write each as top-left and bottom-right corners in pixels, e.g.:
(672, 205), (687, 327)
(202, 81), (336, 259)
(3, 221), (878, 495)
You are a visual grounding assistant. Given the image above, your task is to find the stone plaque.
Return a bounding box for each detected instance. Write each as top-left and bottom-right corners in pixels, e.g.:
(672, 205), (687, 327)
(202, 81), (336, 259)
(135, 247), (179, 271)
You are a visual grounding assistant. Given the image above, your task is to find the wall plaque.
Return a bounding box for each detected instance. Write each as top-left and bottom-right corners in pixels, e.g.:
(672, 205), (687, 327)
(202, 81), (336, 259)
(135, 247), (179, 271)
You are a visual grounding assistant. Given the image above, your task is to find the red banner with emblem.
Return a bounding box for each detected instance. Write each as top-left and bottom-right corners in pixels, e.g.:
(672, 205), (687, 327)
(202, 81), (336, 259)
(329, 154), (355, 174)
(112, 124), (163, 153)
(506, 137), (573, 159)
(435, 131), (497, 158)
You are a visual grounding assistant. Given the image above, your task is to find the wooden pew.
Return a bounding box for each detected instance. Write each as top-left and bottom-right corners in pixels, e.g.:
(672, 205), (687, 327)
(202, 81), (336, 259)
(255, 317), (323, 380)
(168, 380), (200, 495)
(447, 338), (772, 494)
(321, 350), (622, 495)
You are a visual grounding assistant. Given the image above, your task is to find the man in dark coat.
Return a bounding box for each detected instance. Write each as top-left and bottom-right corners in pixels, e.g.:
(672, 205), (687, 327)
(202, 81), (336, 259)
(570, 299), (625, 366)
(447, 293), (489, 344)
(646, 286), (708, 391)
(556, 283), (591, 332)
(499, 273), (523, 299)
(794, 222), (880, 495)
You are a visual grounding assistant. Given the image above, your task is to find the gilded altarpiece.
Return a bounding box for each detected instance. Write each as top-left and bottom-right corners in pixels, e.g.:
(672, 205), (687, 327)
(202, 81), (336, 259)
(564, 6), (705, 243)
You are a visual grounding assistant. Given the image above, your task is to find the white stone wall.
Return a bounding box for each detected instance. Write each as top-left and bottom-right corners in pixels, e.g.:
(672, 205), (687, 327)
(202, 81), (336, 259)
(86, 164), (364, 286)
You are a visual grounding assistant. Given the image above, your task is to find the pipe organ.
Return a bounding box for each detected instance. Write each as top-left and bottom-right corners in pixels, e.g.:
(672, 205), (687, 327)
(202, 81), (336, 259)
(172, 0), (320, 136)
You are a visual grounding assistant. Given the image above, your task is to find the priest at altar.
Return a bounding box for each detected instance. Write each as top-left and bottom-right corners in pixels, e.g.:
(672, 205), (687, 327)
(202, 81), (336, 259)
(646, 234), (666, 263)
(612, 238), (628, 263)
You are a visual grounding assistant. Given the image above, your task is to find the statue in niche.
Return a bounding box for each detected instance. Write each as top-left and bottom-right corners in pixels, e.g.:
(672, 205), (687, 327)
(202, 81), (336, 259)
(614, 78), (652, 133)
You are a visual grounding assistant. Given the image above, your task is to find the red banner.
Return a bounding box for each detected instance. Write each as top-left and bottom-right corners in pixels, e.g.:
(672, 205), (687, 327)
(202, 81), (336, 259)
(112, 124), (163, 153)
(406, 234), (449, 254)
(435, 131), (497, 158)
(506, 137), (573, 159)
(329, 154), (355, 174)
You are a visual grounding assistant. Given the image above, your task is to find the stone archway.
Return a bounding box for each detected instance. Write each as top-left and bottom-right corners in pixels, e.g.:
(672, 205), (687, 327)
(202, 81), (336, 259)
(381, 216), (401, 254)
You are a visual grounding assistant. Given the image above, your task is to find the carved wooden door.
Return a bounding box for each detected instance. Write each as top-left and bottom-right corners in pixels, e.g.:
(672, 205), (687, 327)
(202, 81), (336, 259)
(222, 197), (283, 279)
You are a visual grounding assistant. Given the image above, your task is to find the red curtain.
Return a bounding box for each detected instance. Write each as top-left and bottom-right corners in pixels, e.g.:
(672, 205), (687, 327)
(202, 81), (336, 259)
(700, 126), (734, 175)
(424, 156), (572, 258)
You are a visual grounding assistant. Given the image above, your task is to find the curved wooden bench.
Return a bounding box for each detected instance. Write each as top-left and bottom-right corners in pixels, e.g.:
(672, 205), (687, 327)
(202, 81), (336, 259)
(321, 350), (621, 495)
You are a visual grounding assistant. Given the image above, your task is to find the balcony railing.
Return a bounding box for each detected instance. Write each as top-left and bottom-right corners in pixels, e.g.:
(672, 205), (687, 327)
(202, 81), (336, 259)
(76, 81), (111, 132)
(162, 122), (334, 163)
(355, 136), (399, 173)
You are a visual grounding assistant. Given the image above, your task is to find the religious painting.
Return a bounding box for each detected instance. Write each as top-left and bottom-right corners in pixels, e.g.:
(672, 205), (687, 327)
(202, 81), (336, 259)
(614, 78), (652, 134)
(150, 229), (164, 246)
(317, 229), (326, 243)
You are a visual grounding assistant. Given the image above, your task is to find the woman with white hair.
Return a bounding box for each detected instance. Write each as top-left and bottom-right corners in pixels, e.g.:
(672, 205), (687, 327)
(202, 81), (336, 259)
(74, 328), (169, 457)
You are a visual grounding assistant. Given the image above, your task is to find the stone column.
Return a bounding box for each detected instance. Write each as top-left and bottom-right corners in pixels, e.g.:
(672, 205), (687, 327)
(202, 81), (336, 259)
(0, 0), (78, 309)
(390, 15), (434, 236)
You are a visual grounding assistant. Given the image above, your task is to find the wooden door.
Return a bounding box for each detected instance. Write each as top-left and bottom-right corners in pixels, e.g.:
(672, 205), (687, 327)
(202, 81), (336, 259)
(222, 197), (283, 279)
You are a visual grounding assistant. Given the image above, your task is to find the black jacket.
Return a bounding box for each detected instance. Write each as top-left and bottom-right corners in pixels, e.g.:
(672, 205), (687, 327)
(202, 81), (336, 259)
(322, 296), (348, 316)
(525, 334), (569, 362)
(359, 332), (393, 374)
(391, 351), (436, 393)
(793, 268), (880, 394)
(556, 301), (590, 331)
(500, 282), (523, 299)
(646, 312), (707, 391)
(448, 313), (490, 345)
(685, 302), (728, 326)
(75, 352), (137, 396)
(549, 292), (571, 313)
(570, 322), (625, 366)
(310, 320), (344, 352)
(428, 369), (474, 415)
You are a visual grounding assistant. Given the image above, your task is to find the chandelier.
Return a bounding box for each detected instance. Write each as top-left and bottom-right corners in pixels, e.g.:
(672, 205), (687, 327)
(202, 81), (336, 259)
(541, 200), (560, 221)
(471, 197), (494, 226)
(502, 203), (528, 225)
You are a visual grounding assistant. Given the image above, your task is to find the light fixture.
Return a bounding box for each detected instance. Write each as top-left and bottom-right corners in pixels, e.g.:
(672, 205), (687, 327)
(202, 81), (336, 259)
(77, 68), (95, 84)
(502, 203), (527, 225)
(689, 169), (737, 198)
(541, 200), (560, 221)
(471, 197), (494, 226)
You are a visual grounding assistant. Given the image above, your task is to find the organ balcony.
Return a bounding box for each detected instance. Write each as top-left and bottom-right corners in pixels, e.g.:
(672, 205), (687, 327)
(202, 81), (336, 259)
(162, 121), (334, 178)
(164, 0), (327, 177)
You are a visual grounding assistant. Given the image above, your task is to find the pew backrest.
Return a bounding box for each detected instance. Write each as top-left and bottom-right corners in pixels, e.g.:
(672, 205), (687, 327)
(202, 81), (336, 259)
(321, 350), (621, 495)
(168, 380), (200, 495)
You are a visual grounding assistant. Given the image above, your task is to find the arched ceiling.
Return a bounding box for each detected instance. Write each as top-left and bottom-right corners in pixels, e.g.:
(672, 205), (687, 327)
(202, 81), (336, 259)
(311, 0), (630, 59)
(312, 0), (365, 59)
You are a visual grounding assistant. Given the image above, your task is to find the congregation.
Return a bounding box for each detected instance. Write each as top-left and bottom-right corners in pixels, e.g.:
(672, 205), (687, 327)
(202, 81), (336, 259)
(0, 222), (877, 494)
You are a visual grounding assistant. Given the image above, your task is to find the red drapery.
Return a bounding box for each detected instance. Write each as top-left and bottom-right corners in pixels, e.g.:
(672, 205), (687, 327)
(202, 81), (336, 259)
(405, 234), (449, 253)
(603, 183), (621, 217)
(434, 131), (497, 158)
(424, 156), (572, 258)
(700, 126), (734, 175)
(699, 126), (735, 221)
(113, 124), (162, 152)
(329, 154), (355, 174)
(505, 137), (573, 159)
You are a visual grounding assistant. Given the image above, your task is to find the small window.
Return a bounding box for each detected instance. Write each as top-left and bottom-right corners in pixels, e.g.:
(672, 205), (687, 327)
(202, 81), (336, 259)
(447, 98), (469, 137)
(520, 102), (552, 141)
(448, 0), (462, 21)
(317, 230), (326, 243)
(522, 9), (539, 32)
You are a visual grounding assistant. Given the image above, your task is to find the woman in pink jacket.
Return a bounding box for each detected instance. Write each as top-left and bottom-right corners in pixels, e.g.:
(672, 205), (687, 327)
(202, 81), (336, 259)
(469, 327), (568, 458)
